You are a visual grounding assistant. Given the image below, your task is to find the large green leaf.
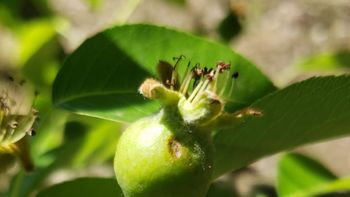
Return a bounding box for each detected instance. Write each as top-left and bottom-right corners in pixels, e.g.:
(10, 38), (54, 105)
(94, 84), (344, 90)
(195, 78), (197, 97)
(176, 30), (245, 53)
(53, 24), (275, 123)
(213, 75), (350, 177)
(37, 177), (123, 197)
(277, 153), (350, 197)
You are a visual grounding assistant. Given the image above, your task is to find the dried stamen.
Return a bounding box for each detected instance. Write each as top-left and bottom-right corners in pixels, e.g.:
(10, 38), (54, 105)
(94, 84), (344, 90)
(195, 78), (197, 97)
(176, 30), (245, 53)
(179, 62), (192, 94)
(228, 71), (239, 97)
(177, 61), (235, 105)
(232, 71), (239, 79)
(188, 80), (204, 102)
(218, 70), (231, 97)
(27, 128), (36, 136)
(170, 55), (186, 90)
(155, 57), (238, 108)
(191, 65), (203, 90)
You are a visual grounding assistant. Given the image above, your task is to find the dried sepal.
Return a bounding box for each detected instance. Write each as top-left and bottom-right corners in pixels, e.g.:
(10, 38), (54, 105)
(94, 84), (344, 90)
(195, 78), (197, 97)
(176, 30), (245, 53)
(139, 78), (181, 105)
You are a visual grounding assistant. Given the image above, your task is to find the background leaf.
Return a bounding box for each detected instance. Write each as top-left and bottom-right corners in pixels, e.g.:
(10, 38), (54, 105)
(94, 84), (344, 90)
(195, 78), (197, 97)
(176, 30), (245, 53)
(53, 24), (275, 123)
(277, 153), (350, 197)
(297, 50), (350, 72)
(17, 19), (57, 66)
(205, 180), (239, 197)
(277, 153), (336, 196)
(8, 116), (121, 197)
(213, 76), (350, 177)
(37, 177), (123, 197)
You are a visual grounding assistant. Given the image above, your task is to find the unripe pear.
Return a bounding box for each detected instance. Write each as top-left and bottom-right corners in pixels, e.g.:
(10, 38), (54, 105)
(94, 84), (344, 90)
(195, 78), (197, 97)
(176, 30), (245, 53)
(114, 109), (214, 197)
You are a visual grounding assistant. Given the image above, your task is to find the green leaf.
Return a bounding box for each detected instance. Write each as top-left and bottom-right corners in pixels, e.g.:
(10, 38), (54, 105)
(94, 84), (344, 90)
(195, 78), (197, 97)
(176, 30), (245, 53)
(0, 3), (20, 27)
(277, 153), (336, 196)
(37, 177), (124, 197)
(53, 24), (275, 123)
(206, 181), (238, 197)
(17, 19), (57, 66)
(213, 75), (350, 177)
(68, 116), (122, 167)
(46, 116), (120, 168)
(297, 50), (350, 72)
(277, 153), (350, 197)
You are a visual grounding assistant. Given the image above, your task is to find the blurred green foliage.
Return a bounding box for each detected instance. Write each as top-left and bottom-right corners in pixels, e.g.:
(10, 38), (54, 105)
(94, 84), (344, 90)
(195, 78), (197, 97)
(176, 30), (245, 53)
(277, 153), (350, 197)
(37, 177), (124, 197)
(0, 1), (123, 196)
(297, 51), (350, 72)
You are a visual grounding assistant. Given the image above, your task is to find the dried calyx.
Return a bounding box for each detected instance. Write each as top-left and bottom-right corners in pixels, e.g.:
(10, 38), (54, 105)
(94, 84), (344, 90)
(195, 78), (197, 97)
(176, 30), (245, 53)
(139, 56), (254, 128)
(0, 70), (38, 171)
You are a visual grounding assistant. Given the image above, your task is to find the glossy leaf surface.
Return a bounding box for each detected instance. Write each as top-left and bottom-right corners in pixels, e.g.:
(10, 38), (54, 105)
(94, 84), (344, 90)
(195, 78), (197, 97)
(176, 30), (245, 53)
(214, 76), (350, 177)
(53, 24), (275, 123)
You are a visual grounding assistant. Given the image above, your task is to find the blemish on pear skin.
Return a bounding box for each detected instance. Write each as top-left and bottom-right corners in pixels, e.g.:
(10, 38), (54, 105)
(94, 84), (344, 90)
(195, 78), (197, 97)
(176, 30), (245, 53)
(168, 137), (182, 159)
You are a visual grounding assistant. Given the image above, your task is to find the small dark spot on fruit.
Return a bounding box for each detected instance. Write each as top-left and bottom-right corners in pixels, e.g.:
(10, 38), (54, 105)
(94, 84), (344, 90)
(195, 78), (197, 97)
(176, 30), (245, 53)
(168, 137), (182, 159)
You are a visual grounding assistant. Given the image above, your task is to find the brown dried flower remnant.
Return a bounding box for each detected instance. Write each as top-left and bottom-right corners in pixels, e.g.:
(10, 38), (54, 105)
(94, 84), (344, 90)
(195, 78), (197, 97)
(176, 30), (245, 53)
(0, 69), (38, 172)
